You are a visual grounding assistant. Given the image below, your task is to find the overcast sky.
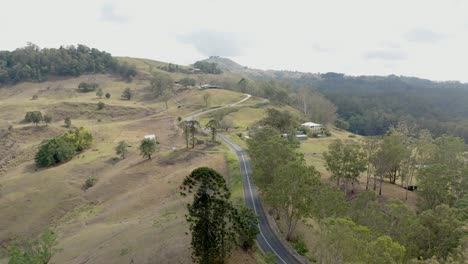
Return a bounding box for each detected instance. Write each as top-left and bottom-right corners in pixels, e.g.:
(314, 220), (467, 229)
(1, 0), (468, 81)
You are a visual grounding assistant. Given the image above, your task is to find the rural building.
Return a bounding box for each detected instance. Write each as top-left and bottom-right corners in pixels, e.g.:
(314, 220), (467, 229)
(199, 84), (221, 90)
(301, 122), (323, 131)
(144, 134), (157, 140)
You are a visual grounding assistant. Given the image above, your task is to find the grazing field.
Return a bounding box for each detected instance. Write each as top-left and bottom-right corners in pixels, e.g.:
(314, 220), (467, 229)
(0, 74), (259, 264)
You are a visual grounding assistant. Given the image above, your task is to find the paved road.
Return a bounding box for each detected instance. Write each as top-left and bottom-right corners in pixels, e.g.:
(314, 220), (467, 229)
(187, 93), (301, 264)
(218, 134), (301, 264)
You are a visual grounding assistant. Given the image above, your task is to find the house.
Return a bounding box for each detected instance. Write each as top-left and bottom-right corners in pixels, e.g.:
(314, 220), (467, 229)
(301, 122), (323, 131)
(144, 134), (157, 140)
(199, 84), (221, 90)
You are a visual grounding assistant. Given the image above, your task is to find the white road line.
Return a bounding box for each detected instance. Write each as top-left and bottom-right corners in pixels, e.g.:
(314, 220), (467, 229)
(239, 154), (288, 264)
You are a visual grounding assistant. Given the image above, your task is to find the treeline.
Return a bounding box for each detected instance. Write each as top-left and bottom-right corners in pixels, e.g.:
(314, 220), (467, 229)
(0, 43), (137, 84)
(283, 73), (468, 141)
(247, 121), (467, 263)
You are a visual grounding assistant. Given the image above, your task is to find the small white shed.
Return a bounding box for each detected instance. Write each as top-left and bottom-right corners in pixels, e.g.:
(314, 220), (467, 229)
(144, 134), (157, 140)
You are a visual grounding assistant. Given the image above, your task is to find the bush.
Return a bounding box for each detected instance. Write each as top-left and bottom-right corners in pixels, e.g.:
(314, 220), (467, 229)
(105, 92), (111, 99)
(84, 177), (98, 189)
(25, 111), (43, 125)
(64, 117), (71, 128)
(78, 82), (98, 92)
(7, 229), (60, 264)
(64, 127), (93, 151)
(348, 134), (356, 138)
(177, 116), (182, 122)
(97, 101), (105, 110)
(44, 114), (52, 125)
(121, 87), (132, 100)
(292, 238), (309, 256)
(35, 136), (76, 167)
(179, 77), (196, 87)
(32, 94), (38, 100)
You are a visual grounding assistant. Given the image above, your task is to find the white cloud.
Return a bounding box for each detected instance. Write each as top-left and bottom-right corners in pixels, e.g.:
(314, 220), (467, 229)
(100, 3), (129, 24)
(177, 30), (247, 57)
(365, 50), (407, 61)
(1, 0), (468, 81)
(404, 29), (447, 43)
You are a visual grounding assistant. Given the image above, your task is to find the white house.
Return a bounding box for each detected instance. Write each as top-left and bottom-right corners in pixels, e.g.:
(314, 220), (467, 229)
(301, 122), (323, 131)
(144, 134), (157, 140)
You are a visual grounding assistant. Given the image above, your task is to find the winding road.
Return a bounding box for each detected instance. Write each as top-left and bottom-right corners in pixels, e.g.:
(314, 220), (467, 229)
(187, 93), (302, 264)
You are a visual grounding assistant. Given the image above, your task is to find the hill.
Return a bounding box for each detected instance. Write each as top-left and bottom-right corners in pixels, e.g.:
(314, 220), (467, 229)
(0, 68), (262, 263)
(197, 56), (468, 141)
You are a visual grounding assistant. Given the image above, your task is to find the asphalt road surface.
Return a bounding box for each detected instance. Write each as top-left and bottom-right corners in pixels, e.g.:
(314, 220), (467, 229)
(218, 134), (302, 264)
(187, 93), (301, 264)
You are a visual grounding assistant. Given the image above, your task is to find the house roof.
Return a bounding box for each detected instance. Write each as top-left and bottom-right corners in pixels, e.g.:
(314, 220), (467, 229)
(301, 122), (322, 127)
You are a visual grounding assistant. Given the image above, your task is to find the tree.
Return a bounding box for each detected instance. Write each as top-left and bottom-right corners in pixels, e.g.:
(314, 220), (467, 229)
(97, 101), (105, 110)
(25, 111), (43, 126)
(237, 78), (248, 93)
(64, 127), (93, 151)
(261, 108), (296, 133)
(247, 126), (296, 188)
(414, 205), (464, 259)
(203, 92), (211, 107)
(43, 114), (52, 126)
(139, 138), (158, 159)
(161, 89), (173, 109)
(78, 82), (98, 92)
(121, 87), (132, 100)
(7, 229), (61, 264)
(105, 92), (111, 99)
(150, 73), (173, 98)
(265, 159), (321, 240)
(183, 120), (199, 148)
(218, 117), (233, 132)
(179, 167), (238, 263)
(323, 139), (367, 194)
(96, 87), (103, 98)
(179, 77), (196, 87)
(35, 136), (76, 167)
(236, 206), (259, 250)
(115, 140), (129, 159)
(309, 185), (349, 220)
(363, 137), (379, 190)
(314, 218), (405, 264)
(64, 117), (71, 128)
(206, 119), (219, 142)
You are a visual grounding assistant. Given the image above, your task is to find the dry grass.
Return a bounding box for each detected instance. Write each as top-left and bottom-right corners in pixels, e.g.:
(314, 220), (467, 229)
(0, 73), (259, 263)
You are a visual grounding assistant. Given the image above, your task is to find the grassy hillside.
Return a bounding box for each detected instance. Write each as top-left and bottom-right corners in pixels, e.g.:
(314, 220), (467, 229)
(0, 68), (260, 263)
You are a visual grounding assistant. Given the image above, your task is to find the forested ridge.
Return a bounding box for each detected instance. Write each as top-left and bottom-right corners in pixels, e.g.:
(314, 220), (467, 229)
(0, 43), (136, 84)
(288, 73), (468, 141)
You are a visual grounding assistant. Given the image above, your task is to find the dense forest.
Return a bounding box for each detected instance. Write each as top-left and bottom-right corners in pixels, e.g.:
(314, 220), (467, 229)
(0, 43), (136, 84)
(285, 73), (468, 141)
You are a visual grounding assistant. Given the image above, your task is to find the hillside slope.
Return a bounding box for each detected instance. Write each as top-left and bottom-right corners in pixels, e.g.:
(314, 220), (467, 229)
(0, 71), (259, 263)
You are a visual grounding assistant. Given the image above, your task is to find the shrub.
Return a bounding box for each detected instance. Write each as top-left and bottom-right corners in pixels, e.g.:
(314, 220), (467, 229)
(25, 111), (43, 125)
(97, 101), (105, 110)
(32, 94), (38, 100)
(292, 238), (309, 256)
(105, 92), (111, 99)
(177, 116), (182, 122)
(64, 117), (71, 128)
(44, 114), (52, 125)
(84, 177), (98, 189)
(96, 87), (103, 98)
(35, 136), (76, 167)
(121, 87), (132, 100)
(78, 82), (98, 92)
(7, 229), (60, 264)
(348, 134), (356, 138)
(178, 77), (196, 87)
(64, 127), (93, 151)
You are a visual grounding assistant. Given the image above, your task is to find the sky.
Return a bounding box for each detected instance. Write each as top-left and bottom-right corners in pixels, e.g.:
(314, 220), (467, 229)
(1, 0), (468, 82)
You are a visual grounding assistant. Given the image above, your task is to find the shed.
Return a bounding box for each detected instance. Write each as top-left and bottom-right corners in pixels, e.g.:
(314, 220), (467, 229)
(144, 134), (157, 140)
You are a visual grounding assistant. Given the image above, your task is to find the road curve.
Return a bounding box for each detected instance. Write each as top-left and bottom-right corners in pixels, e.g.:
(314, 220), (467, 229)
(186, 93), (302, 264)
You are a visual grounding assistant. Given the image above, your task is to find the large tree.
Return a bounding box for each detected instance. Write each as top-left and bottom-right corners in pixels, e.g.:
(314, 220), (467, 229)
(139, 138), (158, 159)
(205, 119), (219, 142)
(247, 126), (296, 188)
(179, 167), (239, 263)
(265, 159), (321, 240)
(323, 139), (367, 194)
